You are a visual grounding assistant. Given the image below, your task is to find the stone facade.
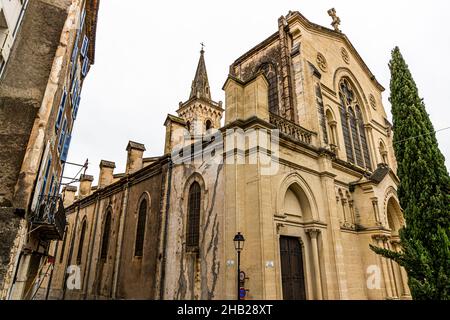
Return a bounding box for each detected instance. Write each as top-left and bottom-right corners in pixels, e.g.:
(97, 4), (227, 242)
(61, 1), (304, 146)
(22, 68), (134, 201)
(0, 0), (99, 299)
(41, 10), (409, 300)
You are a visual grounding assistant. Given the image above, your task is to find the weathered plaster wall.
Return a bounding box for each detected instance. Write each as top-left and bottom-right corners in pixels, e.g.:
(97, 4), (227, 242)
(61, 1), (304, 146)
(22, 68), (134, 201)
(164, 162), (224, 300)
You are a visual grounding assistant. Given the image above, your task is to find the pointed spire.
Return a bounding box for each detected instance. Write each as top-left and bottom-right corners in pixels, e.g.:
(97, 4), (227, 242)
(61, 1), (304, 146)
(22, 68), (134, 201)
(189, 46), (211, 100)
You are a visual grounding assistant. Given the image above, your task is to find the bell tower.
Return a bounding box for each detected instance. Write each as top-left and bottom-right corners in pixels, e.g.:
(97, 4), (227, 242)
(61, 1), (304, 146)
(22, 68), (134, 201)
(176, 47), (223, 136)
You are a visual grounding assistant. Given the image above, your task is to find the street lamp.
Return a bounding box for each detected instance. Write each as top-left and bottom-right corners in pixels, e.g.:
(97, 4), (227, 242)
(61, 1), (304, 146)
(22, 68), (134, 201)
(233, 232), (245, 300)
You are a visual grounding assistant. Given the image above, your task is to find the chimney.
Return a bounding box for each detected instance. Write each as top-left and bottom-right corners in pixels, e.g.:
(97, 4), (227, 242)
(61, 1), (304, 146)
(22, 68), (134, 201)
(126, 141), (146, 174)
(62, 186), (77, 207)
(99, 160), (116, 188)
(79, 174), (94, 198)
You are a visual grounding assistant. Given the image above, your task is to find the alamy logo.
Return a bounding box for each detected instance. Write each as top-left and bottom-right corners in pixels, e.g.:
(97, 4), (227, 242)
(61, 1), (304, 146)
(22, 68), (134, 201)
(66, 265), (81, 290)
(366, 265), (381, 290)
(171, 125), (280, 176)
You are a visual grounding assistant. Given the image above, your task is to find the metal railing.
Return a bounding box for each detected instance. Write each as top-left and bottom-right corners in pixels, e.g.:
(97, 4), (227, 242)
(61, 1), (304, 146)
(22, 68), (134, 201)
(30, 195), (66, 240)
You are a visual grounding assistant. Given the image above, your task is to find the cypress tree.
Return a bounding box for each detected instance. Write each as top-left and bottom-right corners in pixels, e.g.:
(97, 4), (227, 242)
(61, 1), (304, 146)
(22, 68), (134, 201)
(370, 47), (450, 300)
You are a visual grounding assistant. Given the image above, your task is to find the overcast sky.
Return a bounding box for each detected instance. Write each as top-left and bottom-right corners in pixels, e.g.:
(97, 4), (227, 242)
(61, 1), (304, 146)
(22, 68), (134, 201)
(64, 0), (450, 186)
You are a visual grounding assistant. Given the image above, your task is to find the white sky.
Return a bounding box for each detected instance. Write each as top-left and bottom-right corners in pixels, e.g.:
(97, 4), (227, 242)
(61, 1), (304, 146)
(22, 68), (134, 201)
(64, 0), (450, 186)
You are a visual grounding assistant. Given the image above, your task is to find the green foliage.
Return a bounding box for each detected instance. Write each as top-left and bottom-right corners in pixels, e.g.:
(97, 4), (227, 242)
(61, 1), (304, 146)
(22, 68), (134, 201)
(370, 47), (450, 300)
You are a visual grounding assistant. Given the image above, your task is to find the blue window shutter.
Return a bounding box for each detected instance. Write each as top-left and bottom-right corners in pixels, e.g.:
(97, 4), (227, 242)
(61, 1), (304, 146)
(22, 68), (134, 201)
(55, 89), (67, 131)
(80, 8), (86, 30)
(61, 134), (71, 163)
(71, 79), (78, 106)
(41, 157), (52, 196)
(58, 118), (67, 152)
(71, 38), (79, 62)
(73, 96), (81, 120)
(82, 57), (89, 77)
(81, 35), (89, 58)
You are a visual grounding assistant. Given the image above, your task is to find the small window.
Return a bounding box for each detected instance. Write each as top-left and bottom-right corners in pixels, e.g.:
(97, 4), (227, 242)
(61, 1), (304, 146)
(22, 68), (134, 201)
(205, 120), (212, 131)
(186, 121), (191, 132)
(100, 210), (112, 262)
(134, 198), (148, 257)
(76, 219), (87, 265)
(186, 182), (201, 250)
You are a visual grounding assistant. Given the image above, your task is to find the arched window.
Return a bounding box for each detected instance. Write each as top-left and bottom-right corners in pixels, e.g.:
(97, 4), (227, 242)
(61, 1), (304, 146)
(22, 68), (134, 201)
(134, 198), (148, 257)
(326, 109), (338, 148)
(100, 210), (112, 262)
(205, 119), (212, 131)
(356, 106), (371, 170)
(349, 107), (364, 167)
(186, 121), (191, 132)
(260, 63), (279, 114)
(379, 141), (389, 165)
(338, 79), (372, 170)
(186, 182), (201, 250)
(76, 219), (87, 265)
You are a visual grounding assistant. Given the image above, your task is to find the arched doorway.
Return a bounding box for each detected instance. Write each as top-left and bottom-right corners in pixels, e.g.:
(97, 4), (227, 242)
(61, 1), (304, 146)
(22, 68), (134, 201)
(279, 184), (312, 300)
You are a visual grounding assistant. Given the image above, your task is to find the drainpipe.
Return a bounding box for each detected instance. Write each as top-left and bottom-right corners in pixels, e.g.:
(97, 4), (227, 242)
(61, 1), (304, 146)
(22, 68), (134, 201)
(62, 204), (80, 300)
(82, 194), (101, 299)
(159, 159), (173, 300)
(111, 181), (130, 299)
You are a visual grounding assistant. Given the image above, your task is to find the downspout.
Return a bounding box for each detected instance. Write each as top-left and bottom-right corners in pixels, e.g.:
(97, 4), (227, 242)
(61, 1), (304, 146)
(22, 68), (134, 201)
(111, 180), (130, 299)
(62, 204), (80, 300)
(159, 159), (173, 300)
(82, 194), (101, 299)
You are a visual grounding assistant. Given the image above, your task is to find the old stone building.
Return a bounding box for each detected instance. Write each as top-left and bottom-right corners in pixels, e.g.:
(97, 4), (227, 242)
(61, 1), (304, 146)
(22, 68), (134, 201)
(43, 9), (410, 300)
(0, 0), (99, 299)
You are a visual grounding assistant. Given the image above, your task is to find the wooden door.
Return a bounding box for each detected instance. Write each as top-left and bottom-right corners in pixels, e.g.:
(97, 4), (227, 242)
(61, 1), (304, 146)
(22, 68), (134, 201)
(280, 236), (306, 300)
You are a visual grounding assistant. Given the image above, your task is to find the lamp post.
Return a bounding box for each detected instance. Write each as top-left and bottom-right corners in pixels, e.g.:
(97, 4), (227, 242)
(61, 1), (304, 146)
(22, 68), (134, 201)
(233, 232), (245, 300)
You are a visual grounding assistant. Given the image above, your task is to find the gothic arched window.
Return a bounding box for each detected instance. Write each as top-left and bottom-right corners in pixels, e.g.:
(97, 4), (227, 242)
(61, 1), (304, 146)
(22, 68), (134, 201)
(134, 198), (148, 257)
(205, 119), (212, 131)
(356, 105), (372, 170)
(186, 182), (201, 250)
(338, 79), (372, 170)
(100, 209), (112, 262)
(76, 218), (87, 265)
(379, 140), (389, 165)
(260, 63), (279, 114)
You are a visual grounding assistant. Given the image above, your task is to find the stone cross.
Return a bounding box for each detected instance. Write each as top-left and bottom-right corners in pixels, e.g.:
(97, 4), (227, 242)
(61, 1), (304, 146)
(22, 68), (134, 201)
(327, 8), (341, 32)
(200, 42), (205, 52)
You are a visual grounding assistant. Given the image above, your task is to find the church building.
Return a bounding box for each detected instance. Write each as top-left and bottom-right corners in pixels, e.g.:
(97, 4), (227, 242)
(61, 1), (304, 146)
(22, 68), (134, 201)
(42, 9), (410, 300)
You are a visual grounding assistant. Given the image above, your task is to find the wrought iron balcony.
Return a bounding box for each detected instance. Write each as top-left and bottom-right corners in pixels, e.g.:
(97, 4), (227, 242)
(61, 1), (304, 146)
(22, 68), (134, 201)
(269, 112), (315, 145)
(30, 195), (66, 240)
